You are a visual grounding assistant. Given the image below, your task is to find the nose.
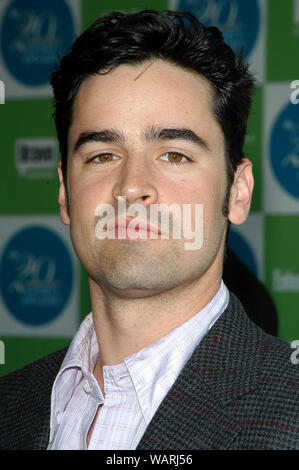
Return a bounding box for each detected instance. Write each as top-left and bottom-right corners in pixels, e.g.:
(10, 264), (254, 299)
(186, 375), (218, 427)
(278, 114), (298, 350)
(112, 155), (158, 206)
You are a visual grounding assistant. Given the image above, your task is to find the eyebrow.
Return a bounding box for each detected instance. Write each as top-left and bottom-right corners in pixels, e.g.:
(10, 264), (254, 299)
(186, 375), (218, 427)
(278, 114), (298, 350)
(146, 126), (211, 151)
(73, 126), (211, 153)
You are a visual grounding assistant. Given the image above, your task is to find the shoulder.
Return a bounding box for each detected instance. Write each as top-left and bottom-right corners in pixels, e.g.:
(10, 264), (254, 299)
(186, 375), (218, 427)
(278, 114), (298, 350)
(257, 328), (298, 400)
(0, 348), (67, 450)
(256, 328), (298, 414)
(227, 293), (298, 396)
(0, 347), (68, 405)
(223, 294), (299, 448)
(234, 334), (298, 449)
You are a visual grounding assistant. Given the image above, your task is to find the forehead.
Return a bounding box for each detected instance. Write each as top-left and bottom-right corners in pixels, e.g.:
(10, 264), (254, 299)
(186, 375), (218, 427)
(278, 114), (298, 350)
(70, 59), (223, 147)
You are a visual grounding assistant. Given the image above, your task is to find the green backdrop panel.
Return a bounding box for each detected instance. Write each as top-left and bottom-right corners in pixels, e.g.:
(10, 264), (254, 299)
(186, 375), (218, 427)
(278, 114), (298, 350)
(0, 98), (59, 214)
(265, 215), (299, 342)
(267, 0), (299, 81)
(82, 0), (168, 31)
(0, 336), (70, 376)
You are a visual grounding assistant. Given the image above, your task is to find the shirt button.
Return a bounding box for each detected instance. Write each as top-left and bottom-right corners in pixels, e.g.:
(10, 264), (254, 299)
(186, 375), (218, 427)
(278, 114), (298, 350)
(83, 378), (91, 393)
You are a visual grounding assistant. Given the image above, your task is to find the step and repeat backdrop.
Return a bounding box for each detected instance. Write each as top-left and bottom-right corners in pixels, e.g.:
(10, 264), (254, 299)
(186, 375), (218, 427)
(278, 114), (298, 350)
(0, 0), (299, 374)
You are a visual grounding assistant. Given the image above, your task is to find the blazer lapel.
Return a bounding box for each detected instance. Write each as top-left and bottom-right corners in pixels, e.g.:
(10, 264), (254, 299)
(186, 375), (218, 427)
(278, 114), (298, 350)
(137, 293), (264, 450)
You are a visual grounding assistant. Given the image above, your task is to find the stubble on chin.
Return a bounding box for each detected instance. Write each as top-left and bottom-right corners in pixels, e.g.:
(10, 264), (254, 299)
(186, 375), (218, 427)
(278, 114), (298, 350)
(89, 237), (218, 299)
(89, 238), (192, 292)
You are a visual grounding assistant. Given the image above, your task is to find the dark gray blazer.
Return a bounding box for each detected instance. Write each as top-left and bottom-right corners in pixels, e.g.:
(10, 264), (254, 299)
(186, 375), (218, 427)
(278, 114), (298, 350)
(0, 293), (298, 450)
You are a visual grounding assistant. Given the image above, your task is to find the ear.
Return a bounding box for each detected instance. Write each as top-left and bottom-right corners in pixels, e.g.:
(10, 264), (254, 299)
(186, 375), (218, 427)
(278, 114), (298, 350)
(57, 160), (70, 226)
(228, 158), (254, 225)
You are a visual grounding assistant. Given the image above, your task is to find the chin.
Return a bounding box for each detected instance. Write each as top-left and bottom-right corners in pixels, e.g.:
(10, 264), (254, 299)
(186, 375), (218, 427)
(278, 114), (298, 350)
(99, 272), (174, 297)
(104, 285), (166, 299)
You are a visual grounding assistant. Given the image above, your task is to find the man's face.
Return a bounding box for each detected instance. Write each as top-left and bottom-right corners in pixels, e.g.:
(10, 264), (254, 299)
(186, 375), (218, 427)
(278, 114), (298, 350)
(59, 59), (234, 298)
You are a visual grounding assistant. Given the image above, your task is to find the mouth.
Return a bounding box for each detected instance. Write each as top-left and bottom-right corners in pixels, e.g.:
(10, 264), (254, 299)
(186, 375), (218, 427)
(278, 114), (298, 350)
(106, 217), (162, 240)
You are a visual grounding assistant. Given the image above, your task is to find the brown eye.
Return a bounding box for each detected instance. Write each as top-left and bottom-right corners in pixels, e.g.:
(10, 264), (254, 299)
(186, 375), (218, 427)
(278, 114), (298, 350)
(98, 153), (115, 162)
(89, 153), (119, 164)
(160, 152), (189, 165)
(167, 152), (183, 163)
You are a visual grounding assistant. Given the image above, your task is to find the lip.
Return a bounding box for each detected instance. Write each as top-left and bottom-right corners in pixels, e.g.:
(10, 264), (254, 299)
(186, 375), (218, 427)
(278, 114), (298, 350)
(106, 217), (162, 238)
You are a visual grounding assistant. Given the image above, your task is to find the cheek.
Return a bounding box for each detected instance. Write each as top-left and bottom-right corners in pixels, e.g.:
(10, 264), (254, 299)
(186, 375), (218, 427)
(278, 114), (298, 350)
(69, 172), (111, 215)
(174, 171), (225, 206)
(68, 177), (105, 258)
(179, 173), (226, 232)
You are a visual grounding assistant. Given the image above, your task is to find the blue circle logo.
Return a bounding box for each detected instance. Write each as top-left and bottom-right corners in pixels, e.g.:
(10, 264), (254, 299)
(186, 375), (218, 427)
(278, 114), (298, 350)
(1, 0), (75, 86)
(177, 0), (260, 59)
(270, 101), (299, 200)
(0, 226), (73, 325)
(228, 229), (258, 276)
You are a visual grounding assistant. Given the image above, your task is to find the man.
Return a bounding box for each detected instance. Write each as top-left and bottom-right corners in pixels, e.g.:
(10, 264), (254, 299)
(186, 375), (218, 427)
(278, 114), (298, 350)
(0, 10), (298, 450)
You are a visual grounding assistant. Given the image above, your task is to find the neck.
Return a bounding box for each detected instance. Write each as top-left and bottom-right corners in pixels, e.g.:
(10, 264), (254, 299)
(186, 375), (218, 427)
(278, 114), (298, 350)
(89, 268), (222, 367)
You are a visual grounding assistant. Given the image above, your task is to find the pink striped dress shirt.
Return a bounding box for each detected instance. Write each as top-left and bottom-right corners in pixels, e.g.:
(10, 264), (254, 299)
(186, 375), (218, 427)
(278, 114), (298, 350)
(47, 281), (229, 450)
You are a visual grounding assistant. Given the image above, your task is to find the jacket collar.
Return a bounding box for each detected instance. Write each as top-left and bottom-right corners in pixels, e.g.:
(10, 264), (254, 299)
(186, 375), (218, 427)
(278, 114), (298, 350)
(137, 293), (264, 450)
